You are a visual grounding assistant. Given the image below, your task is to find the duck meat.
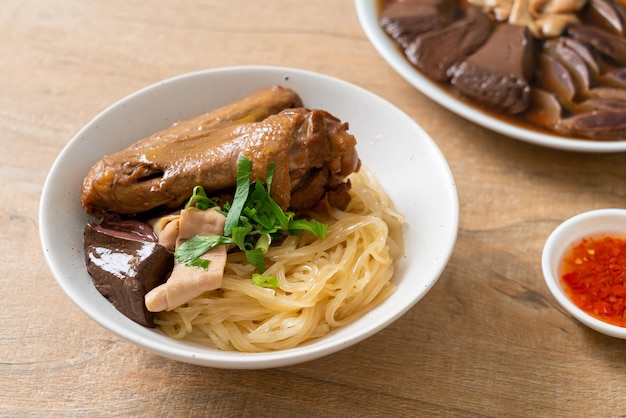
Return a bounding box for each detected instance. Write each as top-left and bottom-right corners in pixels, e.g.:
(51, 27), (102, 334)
(405, 6), (492, 82)
(450, 24), (536, 115)
(379, 0), (458, 49)
(81, 87), (360, 217)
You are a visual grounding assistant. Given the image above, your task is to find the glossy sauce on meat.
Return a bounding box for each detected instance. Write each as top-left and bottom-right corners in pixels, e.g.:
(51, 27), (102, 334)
(379, 0), (626, 141)
(84, 219), (174, 327)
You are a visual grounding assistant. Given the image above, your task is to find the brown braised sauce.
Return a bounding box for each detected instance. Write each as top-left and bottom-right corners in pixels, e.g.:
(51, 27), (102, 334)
(378, 0), (626, 141)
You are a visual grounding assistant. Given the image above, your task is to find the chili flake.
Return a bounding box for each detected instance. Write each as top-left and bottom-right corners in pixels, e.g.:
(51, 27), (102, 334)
(560, 236), (626, 328)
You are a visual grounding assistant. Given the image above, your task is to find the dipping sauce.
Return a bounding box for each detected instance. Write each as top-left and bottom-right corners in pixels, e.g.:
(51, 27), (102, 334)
(560, 236), (626, 327)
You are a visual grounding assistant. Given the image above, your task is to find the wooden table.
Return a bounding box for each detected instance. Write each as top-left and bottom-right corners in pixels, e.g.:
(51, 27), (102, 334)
(2, 0), (626, 416)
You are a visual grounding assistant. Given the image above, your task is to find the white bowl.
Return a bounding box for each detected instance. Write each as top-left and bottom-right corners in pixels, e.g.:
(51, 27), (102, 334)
(542, 208), (626, 338)
(354, 1), (626, 153)
(39, 66), (459, 368)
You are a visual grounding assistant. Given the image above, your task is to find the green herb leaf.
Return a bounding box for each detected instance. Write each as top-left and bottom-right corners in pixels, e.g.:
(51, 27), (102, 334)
(245, 248), (266, 273)
(255, 233), (271, 254)
(252, 273), (280, 288)
(246, 181), (288, 231)
(181, 157), (329, 274)
(224, 155), (252, 235)
(288, 218), (328, 239)
(189, 258), (211, 270)
(175, 235), (234, 267)
(231, 224), (253, 251)
(265, 163), (275, 193)
(185, 185), (218, 210)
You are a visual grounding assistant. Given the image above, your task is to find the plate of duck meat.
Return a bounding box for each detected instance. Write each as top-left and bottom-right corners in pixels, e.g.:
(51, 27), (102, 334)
(356, 0), (626, 152)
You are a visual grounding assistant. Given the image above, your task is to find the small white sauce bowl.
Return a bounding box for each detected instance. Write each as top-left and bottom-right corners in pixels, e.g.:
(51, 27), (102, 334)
(542, 208), (626, 339)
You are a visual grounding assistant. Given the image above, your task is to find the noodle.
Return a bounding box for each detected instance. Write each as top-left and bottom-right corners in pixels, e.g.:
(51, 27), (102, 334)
(155, 167), (405, 352)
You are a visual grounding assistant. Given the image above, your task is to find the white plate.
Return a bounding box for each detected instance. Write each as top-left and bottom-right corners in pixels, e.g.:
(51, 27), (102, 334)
(39, 66), (459, 369)
(355, 0), (626, 153)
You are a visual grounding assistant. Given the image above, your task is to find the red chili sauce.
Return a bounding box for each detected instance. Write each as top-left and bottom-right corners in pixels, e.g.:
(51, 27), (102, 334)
(560, 236), (626, 328)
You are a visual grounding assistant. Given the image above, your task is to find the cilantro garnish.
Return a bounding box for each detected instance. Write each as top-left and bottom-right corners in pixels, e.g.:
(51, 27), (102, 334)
(224, 156), (252, 235)
(174, 235), (234, 266)
(252, 273), (280, 288)
(174, 156), (328, 286)
(184, 185), (218, 210)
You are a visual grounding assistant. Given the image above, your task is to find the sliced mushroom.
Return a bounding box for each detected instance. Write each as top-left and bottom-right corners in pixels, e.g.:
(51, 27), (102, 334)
(535, 13), (580, 37)
(573, 97), (626, 112)
(588, 86), (626, 100)
(525, 87), (563, 128)
(556, 108), (626, 139)
(562, 37), (601, 76)
(600, 67), (626, 89)
(567, 24), (626, 65)
(583, 0), (626, 36)
(534, 51), (577, 104)
(510, 0), (541, 37)
(544, 38), (594, 97)
(468, 0), (515, 21)
(530, 0), (587, 15)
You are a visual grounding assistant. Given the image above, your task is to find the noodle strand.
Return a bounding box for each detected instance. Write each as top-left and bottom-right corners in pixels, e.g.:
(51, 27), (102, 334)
(155, 167), (405, 352)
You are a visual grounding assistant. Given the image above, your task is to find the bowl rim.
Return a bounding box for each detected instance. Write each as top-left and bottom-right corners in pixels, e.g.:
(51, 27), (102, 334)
(542, 208), (626, 338)
(39, 65), (460, 368)
(354, 0), (626, 153)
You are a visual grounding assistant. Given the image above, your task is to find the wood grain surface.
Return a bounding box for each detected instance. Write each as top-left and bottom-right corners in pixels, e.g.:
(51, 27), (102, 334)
(2, 0), (626, 416)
